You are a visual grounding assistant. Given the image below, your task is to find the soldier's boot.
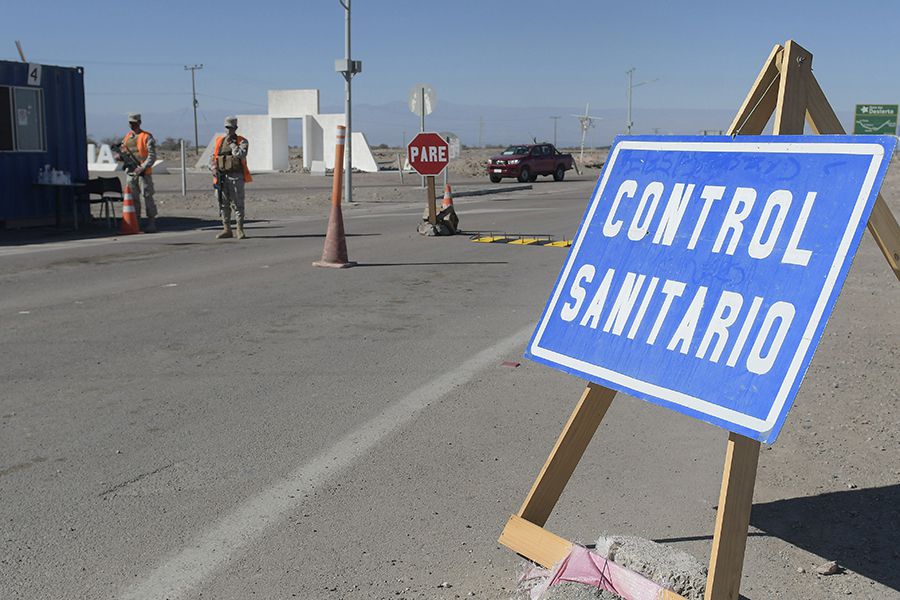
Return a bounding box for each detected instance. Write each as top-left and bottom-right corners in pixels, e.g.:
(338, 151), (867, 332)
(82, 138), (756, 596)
(216, 219), (233, 239)
(144, 216), (157, 233)
(235, 218), (246, 240)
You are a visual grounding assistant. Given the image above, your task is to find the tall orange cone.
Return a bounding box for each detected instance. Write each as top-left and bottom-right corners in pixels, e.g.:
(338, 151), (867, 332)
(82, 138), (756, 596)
(313, 125), (355, 268)
(441, 183), (454, 209)
(120, 184), (141, 235)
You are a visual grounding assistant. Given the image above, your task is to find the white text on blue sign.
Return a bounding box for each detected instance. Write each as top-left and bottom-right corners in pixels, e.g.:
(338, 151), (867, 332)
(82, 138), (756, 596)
(527, 137), (894, 443)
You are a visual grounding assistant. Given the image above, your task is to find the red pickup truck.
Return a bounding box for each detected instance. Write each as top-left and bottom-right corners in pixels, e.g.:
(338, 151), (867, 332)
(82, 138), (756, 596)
(486, 143), (575, 183)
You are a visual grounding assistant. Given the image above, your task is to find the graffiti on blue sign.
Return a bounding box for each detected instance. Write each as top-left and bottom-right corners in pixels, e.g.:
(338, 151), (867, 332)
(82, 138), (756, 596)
(527, 136), (895, 443)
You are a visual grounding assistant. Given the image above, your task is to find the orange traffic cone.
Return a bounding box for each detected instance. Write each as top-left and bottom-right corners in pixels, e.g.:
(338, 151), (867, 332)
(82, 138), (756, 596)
(120, 184), (141, 235)
(441, 183), (454, 209)
(313, 125), (356, 268)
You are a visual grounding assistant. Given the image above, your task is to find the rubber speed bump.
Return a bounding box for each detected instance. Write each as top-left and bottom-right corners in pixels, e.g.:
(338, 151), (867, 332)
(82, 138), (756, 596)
(469, 234), (571, 248)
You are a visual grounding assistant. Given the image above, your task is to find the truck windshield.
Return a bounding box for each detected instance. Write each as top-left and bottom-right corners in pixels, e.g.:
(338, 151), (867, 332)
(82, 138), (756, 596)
(502, 146), (530, 155)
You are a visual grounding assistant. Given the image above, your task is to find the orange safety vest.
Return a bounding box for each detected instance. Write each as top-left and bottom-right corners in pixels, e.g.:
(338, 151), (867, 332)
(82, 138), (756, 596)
(121, 130), (153, 175)
(213, 135), (253, 183)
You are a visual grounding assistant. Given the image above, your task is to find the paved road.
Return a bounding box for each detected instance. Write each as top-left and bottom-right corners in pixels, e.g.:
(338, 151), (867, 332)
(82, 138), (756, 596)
(2, 177), (898, 599)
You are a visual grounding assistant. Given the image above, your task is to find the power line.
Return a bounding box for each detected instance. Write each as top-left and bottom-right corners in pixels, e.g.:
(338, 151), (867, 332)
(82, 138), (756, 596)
(35, 57), (184, 67)
(86, 91), (188, 96)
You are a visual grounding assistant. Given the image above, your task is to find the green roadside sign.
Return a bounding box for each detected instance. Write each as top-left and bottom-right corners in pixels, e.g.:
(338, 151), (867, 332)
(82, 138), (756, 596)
(854, 104), (898, 135)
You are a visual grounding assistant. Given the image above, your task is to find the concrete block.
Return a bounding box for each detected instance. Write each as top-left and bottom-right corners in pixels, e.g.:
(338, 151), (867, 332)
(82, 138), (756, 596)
(309, 114), (378, 172)
(351, 131), (378, 173)
(195, 135), (219, 171)
(87, 143), (123, 172)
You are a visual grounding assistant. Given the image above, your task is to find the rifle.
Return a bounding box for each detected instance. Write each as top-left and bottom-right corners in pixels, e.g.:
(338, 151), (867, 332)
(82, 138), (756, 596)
(116, 144), (142, 174)
(215, 168), (226, 215)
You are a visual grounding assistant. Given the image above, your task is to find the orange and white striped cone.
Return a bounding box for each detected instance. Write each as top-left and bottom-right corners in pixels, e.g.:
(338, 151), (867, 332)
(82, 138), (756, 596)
(441, 183), (454, 209)
(313, 125), (356, 268)
(120, 184), (141, 235)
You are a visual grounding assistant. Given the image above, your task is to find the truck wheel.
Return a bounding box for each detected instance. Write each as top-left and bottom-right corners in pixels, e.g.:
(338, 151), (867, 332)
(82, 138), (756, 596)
(517, 166), (532, 183)
(553, 164), (566, 181)
(489, 174), (502, 183)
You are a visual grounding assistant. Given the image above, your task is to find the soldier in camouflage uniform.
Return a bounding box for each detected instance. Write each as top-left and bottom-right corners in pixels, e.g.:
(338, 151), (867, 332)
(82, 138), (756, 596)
(120, 113), (158, 232)
(209, 116), (252, 239)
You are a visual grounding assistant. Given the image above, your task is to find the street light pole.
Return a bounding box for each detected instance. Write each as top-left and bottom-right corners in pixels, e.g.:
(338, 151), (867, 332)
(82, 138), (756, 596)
(626, 68), (634, 135)
(336, 1), (361, 203)
(626, 67), (658, 136)
(550, 116), (561, 147)
(185, 64), (203, 155)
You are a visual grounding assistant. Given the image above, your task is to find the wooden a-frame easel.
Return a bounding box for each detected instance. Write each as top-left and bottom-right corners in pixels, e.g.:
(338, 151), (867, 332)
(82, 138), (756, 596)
(499, 40), (900, 600)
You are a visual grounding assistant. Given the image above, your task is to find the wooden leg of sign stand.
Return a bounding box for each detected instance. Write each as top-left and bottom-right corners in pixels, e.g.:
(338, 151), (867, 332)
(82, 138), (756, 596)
(499, 383), (615, 567)
(426, 175), (437, 225)
(704, 434), (761, 600)
(802, 70), (900, 279)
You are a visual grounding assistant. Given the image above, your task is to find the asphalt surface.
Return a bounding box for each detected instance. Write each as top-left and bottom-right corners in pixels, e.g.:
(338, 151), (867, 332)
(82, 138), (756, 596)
(2, 174), (898, 600)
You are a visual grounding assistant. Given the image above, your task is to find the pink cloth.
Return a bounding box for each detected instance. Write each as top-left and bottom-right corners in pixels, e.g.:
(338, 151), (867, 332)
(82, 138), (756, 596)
(522, 545), (674, 600)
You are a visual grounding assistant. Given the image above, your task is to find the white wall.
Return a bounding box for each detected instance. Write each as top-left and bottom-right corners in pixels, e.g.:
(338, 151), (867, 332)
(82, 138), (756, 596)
(271, 118), (289, 171)
(193, 90), (376, 174)
(302, 114), (323, 171)
(312, 114), (345, 169)
(234, 115), (288, 172)
(268, 89), (319, 119)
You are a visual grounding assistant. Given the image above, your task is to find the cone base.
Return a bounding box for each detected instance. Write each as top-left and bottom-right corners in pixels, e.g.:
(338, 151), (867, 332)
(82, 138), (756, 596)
(313, 260), (357, 269)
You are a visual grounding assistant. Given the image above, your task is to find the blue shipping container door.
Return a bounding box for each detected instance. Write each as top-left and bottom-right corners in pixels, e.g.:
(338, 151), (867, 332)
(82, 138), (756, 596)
(0, 60), (88, 226)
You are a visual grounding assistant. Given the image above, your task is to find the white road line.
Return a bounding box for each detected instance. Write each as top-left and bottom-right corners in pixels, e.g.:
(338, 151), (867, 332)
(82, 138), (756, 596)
(120, 324), (533, 600)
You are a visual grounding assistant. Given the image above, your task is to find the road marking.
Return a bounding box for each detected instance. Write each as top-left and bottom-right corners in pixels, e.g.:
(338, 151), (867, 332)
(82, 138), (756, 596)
(120, 324), (533, 600)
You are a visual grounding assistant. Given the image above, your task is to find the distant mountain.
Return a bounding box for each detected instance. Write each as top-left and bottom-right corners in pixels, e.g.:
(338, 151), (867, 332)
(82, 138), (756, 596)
(87, 101), (854, 149)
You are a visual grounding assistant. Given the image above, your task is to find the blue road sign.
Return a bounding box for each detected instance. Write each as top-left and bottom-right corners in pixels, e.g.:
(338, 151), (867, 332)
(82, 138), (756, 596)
(527, 135), (895, 443)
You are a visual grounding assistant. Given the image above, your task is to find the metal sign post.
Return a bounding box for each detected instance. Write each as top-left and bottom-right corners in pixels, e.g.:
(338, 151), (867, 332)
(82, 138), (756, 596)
(499, 40), (900, 600)
(439, 131), (460, 189)
(180, 139), (186, 197)
(409, 84), (436, 188)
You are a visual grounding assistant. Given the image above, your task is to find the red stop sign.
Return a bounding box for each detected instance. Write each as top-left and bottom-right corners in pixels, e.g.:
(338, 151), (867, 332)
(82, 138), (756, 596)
(407, 132), (449, 176)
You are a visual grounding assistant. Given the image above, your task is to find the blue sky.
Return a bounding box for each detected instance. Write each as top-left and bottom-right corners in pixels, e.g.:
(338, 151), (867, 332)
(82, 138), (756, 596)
(3, 1), (899, 145)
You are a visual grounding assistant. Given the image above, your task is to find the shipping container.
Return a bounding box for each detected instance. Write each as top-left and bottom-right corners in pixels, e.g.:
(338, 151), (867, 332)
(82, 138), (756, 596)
(0, 60), (88, 228)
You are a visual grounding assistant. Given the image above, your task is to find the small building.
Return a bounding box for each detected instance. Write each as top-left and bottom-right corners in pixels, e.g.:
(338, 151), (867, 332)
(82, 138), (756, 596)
(0, 60), (88, 228)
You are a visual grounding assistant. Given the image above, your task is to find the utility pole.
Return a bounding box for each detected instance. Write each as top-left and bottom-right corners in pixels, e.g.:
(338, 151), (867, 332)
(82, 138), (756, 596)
(336, 0), (362, 203)
(184, 64), (203, 155)
(626, 67), (658, 135)
(478, 116), (484, 147)
(549, 116), (561, 147)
